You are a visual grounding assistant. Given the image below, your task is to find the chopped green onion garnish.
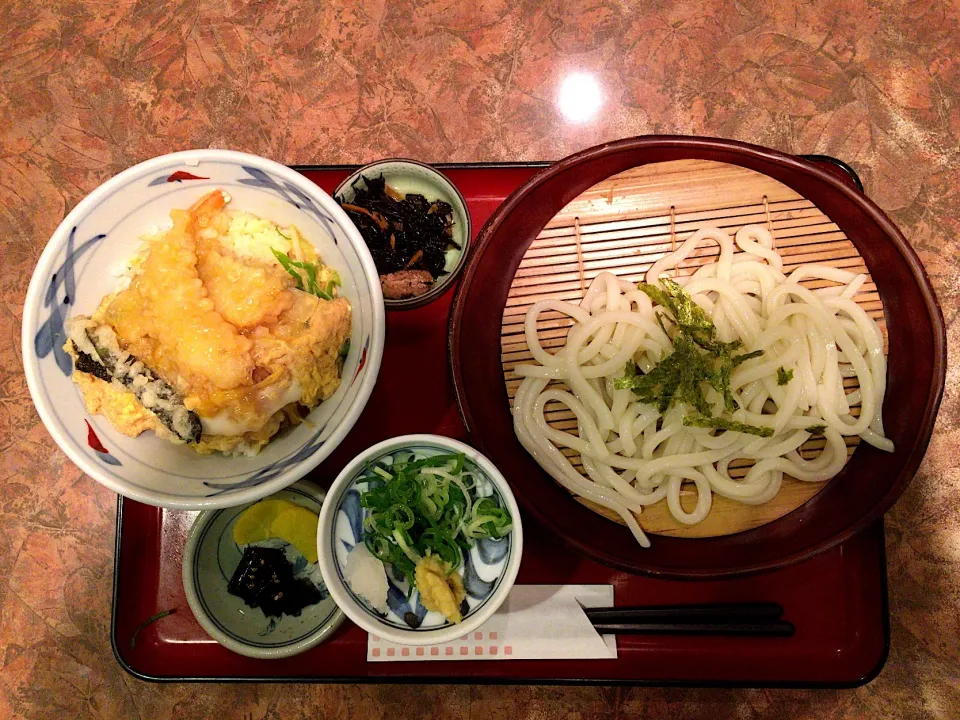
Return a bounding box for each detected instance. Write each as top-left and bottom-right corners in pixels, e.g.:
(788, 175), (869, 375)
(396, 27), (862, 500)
(358, 452), (512, 588)
(271, 248), (340, 300)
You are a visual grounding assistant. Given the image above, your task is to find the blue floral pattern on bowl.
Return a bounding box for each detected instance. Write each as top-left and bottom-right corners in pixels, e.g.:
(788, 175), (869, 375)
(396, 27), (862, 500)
(22, 150), (384, 510)
(330, 446), (514, 632)
(33, 226), (107, 377)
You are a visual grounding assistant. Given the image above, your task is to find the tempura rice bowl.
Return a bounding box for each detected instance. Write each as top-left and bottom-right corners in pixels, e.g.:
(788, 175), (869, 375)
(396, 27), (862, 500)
(22, 150), (384, 510)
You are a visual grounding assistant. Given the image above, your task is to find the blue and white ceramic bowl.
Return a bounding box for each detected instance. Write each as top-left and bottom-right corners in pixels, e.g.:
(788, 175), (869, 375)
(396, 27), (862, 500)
(21, 150), (384, 509)
(183, 481), (344, 659)
(317, 435), (523, 646)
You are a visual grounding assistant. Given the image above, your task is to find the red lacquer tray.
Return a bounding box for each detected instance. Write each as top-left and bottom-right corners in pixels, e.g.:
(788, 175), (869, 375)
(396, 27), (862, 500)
(111, 160), (889, 686)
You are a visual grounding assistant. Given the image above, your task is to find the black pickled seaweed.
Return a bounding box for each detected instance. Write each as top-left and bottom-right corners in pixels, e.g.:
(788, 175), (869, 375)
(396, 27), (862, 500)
(227, 546), (323, 619)
(337, 174), (459, 278)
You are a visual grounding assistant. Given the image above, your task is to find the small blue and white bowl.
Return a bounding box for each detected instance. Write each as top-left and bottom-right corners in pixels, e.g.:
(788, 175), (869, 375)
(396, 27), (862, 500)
(21, 149), (384, 510)
(317, 435), (523, 646)
(183, 481), (344, 659)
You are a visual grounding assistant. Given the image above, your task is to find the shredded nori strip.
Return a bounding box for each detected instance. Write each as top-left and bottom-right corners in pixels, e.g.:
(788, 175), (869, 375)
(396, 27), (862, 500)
(683, 413), (775, 438)
(227, 546), (323, 619)
(337, 174), (459, 278)
(614, 279), (775, 437)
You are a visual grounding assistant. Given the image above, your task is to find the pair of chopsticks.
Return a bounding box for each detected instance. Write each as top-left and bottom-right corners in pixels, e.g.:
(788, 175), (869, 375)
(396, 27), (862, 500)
(584, 602), (794, 637)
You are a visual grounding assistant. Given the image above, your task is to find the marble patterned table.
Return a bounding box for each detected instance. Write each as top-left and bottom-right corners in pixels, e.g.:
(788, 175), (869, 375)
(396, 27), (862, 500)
(1, 1), (957, 718)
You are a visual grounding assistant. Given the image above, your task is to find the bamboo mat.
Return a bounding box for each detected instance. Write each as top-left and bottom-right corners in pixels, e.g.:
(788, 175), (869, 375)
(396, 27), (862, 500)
(499, 159), (887, 538)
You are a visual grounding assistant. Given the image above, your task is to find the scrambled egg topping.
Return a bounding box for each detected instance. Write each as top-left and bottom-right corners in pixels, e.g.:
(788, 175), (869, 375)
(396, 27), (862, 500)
(66, 191), (351, 456)
(414, 555), (467, 624)
(72, 369), (161, 439)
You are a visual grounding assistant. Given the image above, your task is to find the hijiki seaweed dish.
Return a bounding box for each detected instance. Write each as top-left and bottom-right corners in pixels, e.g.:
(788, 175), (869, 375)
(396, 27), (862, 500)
(338, 174), (460, 300)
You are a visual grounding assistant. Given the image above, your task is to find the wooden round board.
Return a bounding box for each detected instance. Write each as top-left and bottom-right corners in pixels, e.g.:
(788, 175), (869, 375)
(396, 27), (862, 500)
(499, 159), (888, 538)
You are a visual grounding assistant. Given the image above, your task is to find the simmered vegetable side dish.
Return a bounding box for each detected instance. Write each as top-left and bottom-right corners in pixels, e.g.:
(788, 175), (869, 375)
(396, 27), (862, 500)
(338, 174), (460, 299)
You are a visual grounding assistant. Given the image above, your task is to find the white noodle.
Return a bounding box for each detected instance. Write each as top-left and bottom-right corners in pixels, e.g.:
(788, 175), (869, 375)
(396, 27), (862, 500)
(512, 224), (894, 548)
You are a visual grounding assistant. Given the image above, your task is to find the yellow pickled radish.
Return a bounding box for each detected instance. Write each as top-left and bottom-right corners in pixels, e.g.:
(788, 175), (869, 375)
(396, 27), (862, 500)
(232, 498), (298, 545)
(270, 506), (320, 563)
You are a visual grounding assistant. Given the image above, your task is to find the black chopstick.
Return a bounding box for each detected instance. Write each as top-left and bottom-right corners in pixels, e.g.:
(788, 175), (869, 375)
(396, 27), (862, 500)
(589, 620), (794, 637)
(584, 603), (793, 637)
(584, 602), (784, 624)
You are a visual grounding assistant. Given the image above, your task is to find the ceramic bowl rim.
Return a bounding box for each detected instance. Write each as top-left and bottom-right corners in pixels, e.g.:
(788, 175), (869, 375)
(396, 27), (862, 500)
(181, 480), (345, 659)
(333, 158), (473, 310)
(316, 434), (524, 646)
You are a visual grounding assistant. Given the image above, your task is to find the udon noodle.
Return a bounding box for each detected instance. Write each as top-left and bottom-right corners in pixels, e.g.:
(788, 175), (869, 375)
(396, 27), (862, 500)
(512, 223), (893, 548)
